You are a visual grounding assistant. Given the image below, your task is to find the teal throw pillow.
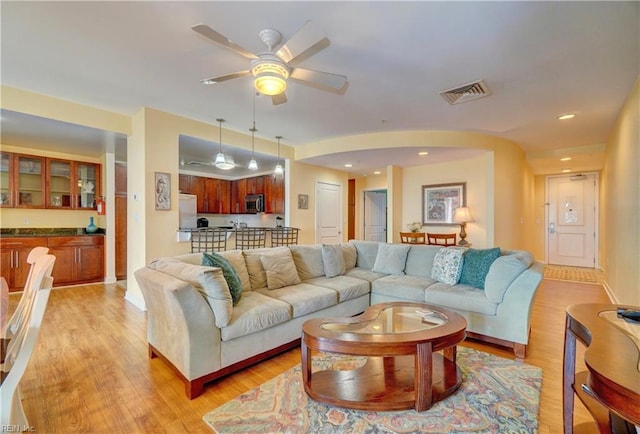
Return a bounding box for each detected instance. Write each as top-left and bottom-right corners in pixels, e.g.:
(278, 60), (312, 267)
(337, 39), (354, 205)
(202, 252), (243, 305)
(459, 248), (501, 289)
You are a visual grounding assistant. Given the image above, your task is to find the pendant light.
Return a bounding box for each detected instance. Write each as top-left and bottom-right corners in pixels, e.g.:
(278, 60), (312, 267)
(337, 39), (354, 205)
(274, 135), (284, 175)
(248, 93), (258, 170)
(214, 118), (234, 170)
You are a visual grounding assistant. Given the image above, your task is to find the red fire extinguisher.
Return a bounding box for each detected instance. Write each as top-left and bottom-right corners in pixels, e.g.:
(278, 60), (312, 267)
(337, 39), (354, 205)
(96, 196), (106, 215)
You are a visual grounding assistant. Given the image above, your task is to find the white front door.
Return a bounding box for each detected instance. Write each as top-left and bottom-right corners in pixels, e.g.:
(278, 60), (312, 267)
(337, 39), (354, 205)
(315, 181), (343, 244)
(364, 190), (387, 242)
(547, 173), (598, 267)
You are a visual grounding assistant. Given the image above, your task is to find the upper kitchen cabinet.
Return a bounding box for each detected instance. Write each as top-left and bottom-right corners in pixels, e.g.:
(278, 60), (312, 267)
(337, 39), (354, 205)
(47, 159), (100, 209)
(264, 174), (284, 214)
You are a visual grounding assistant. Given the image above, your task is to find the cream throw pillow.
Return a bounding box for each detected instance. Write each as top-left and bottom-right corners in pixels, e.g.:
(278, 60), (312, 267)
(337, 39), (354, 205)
(149, 257), (232, 327)
(371, 243), (410, 275)
(260, 249), (301, 290)
(322, 244), (346, 278)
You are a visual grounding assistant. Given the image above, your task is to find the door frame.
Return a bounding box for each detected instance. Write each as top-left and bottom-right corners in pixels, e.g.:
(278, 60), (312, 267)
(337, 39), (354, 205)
(314, 181), (343, 244)
(545, 172), (599, 268)
(362, 189), (388, 242)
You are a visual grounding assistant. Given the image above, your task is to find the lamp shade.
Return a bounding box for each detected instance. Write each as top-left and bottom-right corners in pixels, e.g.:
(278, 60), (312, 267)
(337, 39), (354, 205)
(454, 206), (474, 223)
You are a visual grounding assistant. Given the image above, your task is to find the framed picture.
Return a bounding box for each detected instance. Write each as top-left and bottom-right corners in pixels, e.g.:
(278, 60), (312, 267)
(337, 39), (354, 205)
(155, 172), (171, 210)
(422, 182), (466, 225)
(297, 194), (309, 209)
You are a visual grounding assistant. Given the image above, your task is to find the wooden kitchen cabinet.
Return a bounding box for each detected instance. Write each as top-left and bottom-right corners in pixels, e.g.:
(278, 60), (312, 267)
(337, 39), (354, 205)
(218, 180), (231, 214)
(15, 154), (46, 208)
(264, 174), (285, 214)
(179, 174), (193, 194)
(231, 178), (247, 214)
(0, 237), (48, 292)
(47, 236), (104, 286)
(46, 159), (99, 209)
(0, 152), (14, 207)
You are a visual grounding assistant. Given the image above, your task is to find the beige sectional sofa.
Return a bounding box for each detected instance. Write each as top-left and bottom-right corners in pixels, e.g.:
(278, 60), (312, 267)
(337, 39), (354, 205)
(134, 240), (543, 399)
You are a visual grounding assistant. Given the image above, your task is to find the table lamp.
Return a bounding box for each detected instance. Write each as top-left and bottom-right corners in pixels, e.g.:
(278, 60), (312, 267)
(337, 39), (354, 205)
(453, 206), (474, 246)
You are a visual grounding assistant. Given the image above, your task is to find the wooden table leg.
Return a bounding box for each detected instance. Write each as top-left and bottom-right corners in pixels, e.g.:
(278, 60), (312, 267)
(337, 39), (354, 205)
(301, 339), (311, 388)
(443, 345), (457, 363)
(415, 342), (433, 411)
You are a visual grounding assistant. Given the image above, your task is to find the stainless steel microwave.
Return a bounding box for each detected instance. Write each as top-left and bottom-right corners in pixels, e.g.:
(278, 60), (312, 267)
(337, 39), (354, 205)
(244, 194), (264, 214)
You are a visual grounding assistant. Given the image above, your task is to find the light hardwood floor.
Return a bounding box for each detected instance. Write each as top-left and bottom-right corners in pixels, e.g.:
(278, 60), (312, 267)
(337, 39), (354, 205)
(8, 277), (610, 433)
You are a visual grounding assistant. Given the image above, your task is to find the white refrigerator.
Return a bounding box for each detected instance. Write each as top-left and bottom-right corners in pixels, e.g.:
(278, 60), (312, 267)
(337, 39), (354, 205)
(178, 194), (197, 229)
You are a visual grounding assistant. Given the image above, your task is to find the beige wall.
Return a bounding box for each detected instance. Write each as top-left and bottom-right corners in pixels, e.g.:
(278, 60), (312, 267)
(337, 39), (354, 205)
(532, 175), (547, 261)
(288, 161), (349, 245)
(601, 76), (639, 305)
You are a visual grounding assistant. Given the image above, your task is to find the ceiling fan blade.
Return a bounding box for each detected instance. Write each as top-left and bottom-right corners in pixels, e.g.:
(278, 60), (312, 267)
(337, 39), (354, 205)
(200, 70), (250, 85)
(276, 20), (330, 66)
(289, 68), (348, 95)
(192, 24), (258, 60)
(271, 92), (287, 105)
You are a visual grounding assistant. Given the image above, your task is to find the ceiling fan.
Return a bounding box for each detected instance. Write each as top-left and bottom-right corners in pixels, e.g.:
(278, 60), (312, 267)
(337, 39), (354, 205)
(192, 21), (348, 105)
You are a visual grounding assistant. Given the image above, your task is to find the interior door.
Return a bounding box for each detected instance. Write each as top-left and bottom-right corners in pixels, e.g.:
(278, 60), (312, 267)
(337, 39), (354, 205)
(547, 173), (597, 267)
(364, 190), (387, 242)
(316, 181), (342, 244)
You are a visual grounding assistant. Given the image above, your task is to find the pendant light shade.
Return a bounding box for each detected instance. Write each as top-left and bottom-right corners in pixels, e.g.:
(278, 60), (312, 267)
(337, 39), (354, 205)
(274, 135), (284, 175)
(214, 118), (234, 170)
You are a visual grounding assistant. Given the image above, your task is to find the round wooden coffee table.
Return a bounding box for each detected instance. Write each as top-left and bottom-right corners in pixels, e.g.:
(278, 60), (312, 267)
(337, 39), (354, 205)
(301, 301), (467, 412)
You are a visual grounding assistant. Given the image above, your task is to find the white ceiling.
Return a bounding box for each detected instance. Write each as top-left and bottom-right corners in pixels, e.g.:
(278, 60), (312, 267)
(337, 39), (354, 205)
(1, 1), (638, 176)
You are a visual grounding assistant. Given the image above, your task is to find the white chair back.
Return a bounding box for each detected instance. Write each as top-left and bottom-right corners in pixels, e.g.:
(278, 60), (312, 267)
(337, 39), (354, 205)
(2, 246), (49, 339)
(0, 253), (55, 427)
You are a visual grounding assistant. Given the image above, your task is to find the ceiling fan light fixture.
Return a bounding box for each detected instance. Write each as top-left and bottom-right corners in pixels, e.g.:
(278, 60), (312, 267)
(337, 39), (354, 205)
(215, 159), (235, 170)
(251, 58), (289, 96)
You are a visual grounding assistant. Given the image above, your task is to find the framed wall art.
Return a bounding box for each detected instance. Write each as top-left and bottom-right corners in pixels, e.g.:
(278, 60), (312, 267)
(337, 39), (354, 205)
(155, 172), (171, 210)
(422, 182), (466, 225)
(298, 194), (309, 209)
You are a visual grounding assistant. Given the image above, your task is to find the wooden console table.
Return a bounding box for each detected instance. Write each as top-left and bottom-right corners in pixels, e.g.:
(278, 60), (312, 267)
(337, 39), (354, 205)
(563, 304), (640, 433)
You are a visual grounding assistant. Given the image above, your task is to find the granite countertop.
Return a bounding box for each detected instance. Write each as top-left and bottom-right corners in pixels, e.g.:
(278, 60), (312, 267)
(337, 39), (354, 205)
(0, 228), (106, 237)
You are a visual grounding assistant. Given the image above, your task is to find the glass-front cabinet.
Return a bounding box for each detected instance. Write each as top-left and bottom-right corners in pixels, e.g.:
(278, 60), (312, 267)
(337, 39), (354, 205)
(0, 152), (13, 207)
(47, 159), (72, 208)
(0, 151), (100, 210)
(76, 162), (99, 209)
(16, 154), (45, 208)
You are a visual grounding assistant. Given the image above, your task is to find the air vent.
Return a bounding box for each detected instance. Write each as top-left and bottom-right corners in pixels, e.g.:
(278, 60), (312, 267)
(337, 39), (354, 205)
(440, 80), (491, 105)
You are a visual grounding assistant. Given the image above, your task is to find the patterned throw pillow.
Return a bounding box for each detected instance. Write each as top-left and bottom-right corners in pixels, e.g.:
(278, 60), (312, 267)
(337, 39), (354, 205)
(459, 248), (502, 289)
(430, 248), (466, 285)
(202, 252), (243, 305)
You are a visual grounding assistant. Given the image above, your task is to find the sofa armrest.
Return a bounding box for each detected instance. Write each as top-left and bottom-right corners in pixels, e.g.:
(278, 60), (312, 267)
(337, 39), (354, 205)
(494, 261), (544, 344)
(134, 267), (222, 381)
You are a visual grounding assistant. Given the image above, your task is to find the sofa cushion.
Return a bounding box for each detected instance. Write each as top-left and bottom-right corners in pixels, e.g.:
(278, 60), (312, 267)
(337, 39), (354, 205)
(243, 247), (291, 290)
(350, 240), (380, 269)
(322, 244), (346, 277)
(341, 243), (357, 270)
(372, 243), (410, 275)
(218, 250), (251, 293)
(305, 275), (370, 302)
(404, 245), (442, 277)
(372, 274), (437, 302)
(260, 249), (301, 290)
(484, 250), (533, 303)
(344, 267), (388, 282)
(256, 283), (338, 318)
(431, 247), (465, 285)
(148, 257), (233, 328)
(290, 245), (325, 280)
(202, 252), (243, 305)
(425, 282), (498, 315)
(459, 247), (501, 289)
(221, 292), (292, 341)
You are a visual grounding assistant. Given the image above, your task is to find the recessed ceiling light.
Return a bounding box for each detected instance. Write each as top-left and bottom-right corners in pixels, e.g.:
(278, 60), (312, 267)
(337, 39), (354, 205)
(344, 163), (353, 168)
(561, 168), (572, 173)
(373, 170), (381, 175)
(558, 114), (575, 120)
(418, 151), (429, 156)
(560, 157), (572, 161)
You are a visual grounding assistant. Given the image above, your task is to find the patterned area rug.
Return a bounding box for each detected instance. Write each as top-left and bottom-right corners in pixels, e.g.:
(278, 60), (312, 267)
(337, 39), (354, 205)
(544, 265), (600, 284)
(203, 347), (542, 434)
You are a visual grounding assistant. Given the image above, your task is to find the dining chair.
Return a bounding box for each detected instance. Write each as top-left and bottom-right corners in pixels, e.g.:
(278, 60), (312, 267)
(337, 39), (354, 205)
(426, 233), (457, 246)
(271, 227), (300, 247)
(190, 228), (228, 253)
(2, 246), (49, 341)
(1, 253), (56, 427)
(400, 232), (426, 244)
(235, 228), (267, 250)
